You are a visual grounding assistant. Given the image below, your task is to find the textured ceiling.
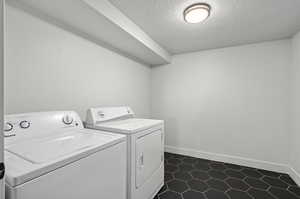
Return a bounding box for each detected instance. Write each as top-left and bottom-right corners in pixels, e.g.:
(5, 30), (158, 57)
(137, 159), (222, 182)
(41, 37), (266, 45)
(109, 0), (300, 54)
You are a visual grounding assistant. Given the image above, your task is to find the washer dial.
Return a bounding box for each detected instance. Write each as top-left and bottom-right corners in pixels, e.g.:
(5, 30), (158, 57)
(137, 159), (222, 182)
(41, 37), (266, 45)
(4, 122), (13, 132)
(20, 121), (30, 129)
(62, 115), (74, 125)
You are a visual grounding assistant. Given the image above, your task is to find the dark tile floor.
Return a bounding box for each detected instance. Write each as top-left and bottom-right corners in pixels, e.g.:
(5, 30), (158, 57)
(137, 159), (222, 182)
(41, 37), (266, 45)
(154, 152), (300, 199)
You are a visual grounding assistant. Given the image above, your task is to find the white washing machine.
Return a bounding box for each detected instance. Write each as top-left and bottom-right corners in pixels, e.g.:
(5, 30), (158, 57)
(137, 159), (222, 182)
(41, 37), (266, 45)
(4, 111), (127, 199)
(85, 106), (164, 199)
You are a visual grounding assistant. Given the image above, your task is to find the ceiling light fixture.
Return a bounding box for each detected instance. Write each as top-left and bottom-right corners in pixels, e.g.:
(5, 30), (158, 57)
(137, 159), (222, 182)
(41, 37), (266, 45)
(183, 3), (211, 24)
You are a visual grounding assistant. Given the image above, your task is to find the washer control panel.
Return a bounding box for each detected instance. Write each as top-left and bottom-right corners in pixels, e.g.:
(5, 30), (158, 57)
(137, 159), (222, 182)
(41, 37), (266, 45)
(4, 111), (83, 141)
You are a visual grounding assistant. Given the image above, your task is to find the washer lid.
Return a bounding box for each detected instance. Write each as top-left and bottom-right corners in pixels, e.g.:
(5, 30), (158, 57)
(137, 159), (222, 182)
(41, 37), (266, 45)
(7, 130), (114, 164)
(5, 129), (125, 187)
(87, 118), (163, 134)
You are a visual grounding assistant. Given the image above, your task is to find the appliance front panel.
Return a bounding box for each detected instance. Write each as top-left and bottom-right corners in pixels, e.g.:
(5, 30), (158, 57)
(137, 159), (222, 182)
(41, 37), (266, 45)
(135, 129), (163, 188)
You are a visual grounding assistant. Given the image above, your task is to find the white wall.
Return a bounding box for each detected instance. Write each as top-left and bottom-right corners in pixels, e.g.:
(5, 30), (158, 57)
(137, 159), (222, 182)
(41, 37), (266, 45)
(5, 5), (151, 118)
(152, 40), (291, 168)
(291, 31), (300, 181)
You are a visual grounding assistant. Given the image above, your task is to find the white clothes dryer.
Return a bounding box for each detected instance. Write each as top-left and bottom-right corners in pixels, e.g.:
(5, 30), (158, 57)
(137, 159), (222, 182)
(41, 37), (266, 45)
(85, 106), (164, 199)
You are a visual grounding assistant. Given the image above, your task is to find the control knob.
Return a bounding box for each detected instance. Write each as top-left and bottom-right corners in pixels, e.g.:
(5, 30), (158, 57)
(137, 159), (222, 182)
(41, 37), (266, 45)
(20, 121), (30, 129)
(62, 115), (73, 125)
(4, 122), (13, 132)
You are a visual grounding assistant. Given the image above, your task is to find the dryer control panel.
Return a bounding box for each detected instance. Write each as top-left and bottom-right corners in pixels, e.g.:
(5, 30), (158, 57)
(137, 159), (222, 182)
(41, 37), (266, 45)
(86, 106), (134, 125)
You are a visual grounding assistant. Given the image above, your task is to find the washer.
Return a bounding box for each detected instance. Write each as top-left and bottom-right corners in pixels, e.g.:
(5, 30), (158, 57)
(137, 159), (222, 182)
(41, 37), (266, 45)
(85, 106), (164, 199)
(4, 111), (127, 199)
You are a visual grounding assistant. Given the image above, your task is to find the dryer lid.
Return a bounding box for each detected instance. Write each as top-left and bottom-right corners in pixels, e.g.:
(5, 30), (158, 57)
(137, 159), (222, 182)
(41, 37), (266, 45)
(87, 118), (163, 134)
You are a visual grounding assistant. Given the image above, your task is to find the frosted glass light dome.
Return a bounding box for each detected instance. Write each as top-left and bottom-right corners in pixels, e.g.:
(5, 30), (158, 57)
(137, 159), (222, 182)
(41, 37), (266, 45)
(184, 3), (211, 23)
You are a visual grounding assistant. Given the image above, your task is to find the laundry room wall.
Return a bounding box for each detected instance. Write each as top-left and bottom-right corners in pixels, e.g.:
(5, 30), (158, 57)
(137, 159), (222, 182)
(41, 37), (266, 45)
(151, 40), (292, 170)
(5, 5), (151, 119)
(291, 31), (300, 181)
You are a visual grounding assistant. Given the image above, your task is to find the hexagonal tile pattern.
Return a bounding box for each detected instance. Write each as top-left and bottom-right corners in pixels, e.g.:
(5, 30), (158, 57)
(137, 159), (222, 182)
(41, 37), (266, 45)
(225, 169), (245, 179)
(183, 190), (205, 199)
(164, 172), (173, 182)
(280, 174), (298, 186)
(248, 188), (276, 199)
(159, 191), (182, 199)
(262, 176), (289, 189)
(182, 157), (198, 165)
(269, 187), (299, 199)
(194, 163), (210, 171)
(179, 164), (194, 172)
(197, 158), (211, 164)
(208, 170), (228, 180)
(174, 171), (192, 181)
(226, 178), (249, 191)
(244, 177), (269, 190)
(187, 179), (208, 192)
(205, 189), (229, 199)
(210, 162), (227, 171)
(224, 163), (242, 170)
(154, 153), (300, 199)
(190, 170), (210, 180)
(289, 186), (300, 197)
(165, 164), (178, 173)
(167, 180), (189, 193)
(241, 168), (263, 178)
(258, 169), (281, 178)
(206, 178), (229, 192)
(227, 189), (252, 199)
(167, 158), (182, 165)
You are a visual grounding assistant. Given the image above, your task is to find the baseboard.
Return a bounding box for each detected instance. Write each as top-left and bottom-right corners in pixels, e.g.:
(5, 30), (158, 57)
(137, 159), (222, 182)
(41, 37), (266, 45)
(288, 167), (300, 186)
(165, 145), (290, 174)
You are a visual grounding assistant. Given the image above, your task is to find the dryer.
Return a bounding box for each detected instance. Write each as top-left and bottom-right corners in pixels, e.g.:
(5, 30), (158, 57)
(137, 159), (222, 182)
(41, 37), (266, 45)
(85, 106), (164, 199)
(4, 111), (127, 199)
